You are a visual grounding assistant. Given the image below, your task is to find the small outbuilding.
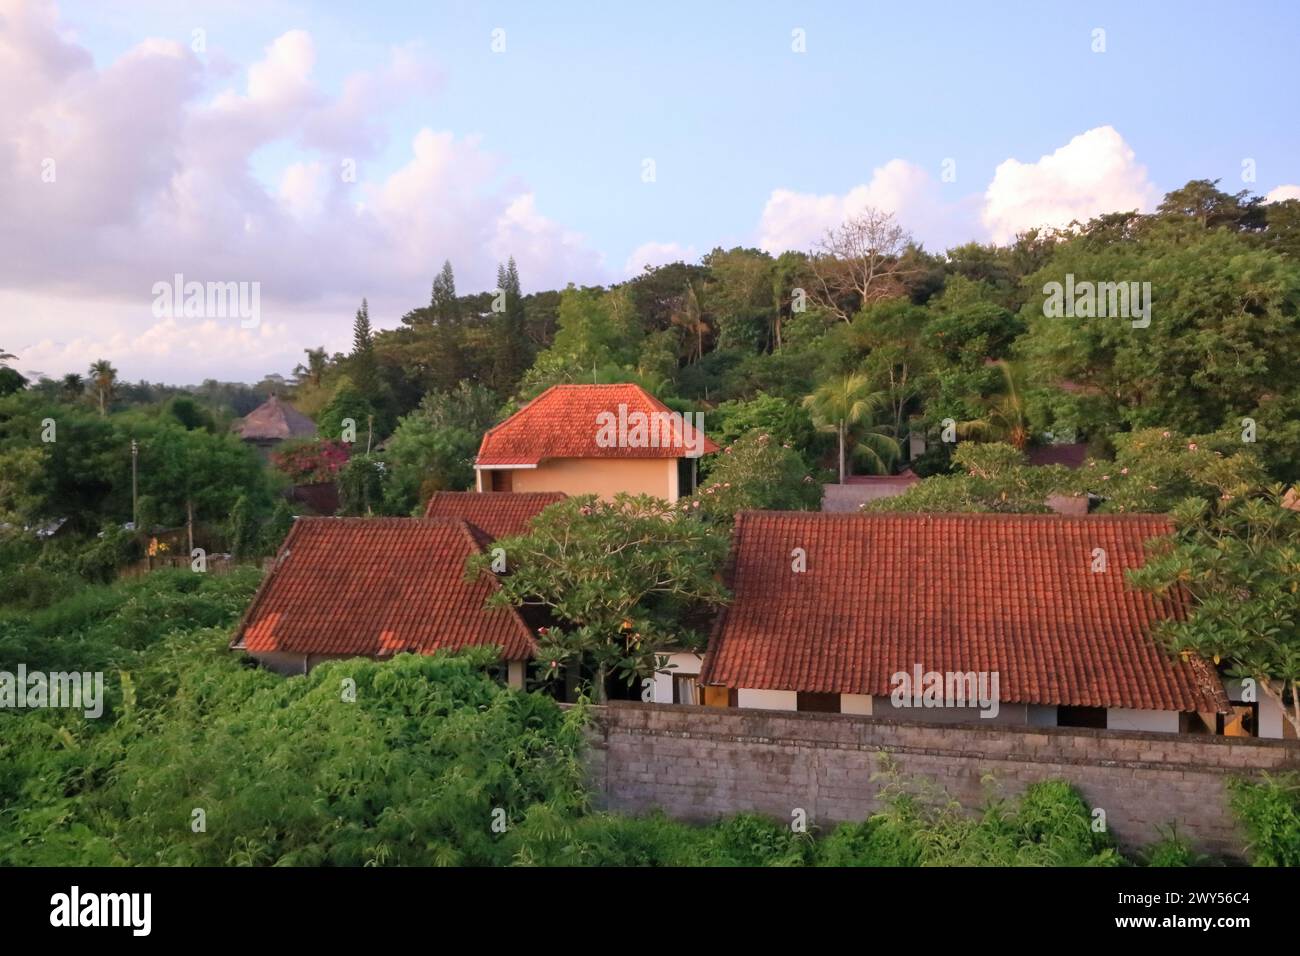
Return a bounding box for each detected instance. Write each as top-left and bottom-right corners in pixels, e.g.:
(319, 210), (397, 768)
(232, 395), (317, 455)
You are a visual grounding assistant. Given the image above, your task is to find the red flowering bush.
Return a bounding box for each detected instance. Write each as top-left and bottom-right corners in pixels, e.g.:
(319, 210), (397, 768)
(271, 438), (351, 484)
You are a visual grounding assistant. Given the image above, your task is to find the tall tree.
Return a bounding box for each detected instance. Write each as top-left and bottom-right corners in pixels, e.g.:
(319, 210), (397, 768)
(60, 373), (85, 402)
(491, 257), (530, 390)
(670, 282), (708, 363)
(294, 347), (328, 388)
(770, 251), (811, 350)
(431, 260), (460, 325)
(1155, 179), (1265, 232)
(809, 208), (916, 321)
(350, 299), (378, 396)
(803, 372), (899, 481)
(136, 424), (267, 551)
(702, 246), (774, 352)
(88, 359), (117, 417)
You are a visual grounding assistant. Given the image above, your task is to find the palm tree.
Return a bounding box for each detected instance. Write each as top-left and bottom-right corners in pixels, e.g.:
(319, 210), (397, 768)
(957, 360), (1031, 450)
(0, 348), (16, 366)
(671, 283), (708, 363)
(60, 373), (85, 402)
(803, 372), (901, 482)
(88, 359), (117, 417)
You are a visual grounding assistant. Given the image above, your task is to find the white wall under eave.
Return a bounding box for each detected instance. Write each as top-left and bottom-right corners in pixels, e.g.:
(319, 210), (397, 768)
(1258, 694), (1287, 739)
(737, 688), (798, 711)
(507, 660), (526, 690)
(841, 694), (872, 715)
(1027, 705), (1057, 727)
(1107, 708), (1180, 733)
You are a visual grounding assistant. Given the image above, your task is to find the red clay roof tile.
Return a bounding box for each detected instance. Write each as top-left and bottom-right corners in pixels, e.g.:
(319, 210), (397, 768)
(701, 511), (1228, 713)
(423, 491), (565, 539)
(476, 384), (718, 466)
(230, 517), (535, 661)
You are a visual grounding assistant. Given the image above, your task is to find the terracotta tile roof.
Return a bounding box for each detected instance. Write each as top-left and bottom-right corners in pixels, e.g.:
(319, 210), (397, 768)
(423, 491), (566, 539)
(233, 395), (317, 441)
(701, 512), (1228, 713)
(476, 384), (718, 466)
(230, 517), (535, 661)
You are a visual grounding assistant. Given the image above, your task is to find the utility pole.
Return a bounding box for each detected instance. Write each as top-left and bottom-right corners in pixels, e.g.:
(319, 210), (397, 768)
(131, 439), (138, 529)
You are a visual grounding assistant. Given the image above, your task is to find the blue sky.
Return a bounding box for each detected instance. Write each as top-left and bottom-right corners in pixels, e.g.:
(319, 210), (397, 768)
(4, 0), (1299, 382)
(57, 0), (1299, 264)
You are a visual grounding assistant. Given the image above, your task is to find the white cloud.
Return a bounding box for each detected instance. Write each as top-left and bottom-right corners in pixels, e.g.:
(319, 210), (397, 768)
(3, 288), (306, 385)
(0, 0), (604, 382)
(1265, 184), (1300, 203)
(277, 161), (329, 220)
(981, 126), (1158, 243)
(753, 127), (1171, 257)
(622, 241), (698, 276)
(757, 159), (979, 255)
(493, 194), (605, 291)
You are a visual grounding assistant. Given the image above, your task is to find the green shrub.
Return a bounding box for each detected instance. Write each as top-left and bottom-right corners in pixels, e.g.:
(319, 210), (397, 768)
(1229, 773), (1300, 866)
(815, 817), (922, 867)
(1140, 827), (1200, 867)
(702, 812), (813, 866)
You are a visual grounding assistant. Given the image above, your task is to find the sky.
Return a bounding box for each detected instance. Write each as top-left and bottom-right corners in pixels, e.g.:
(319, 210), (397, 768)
(2, 0), (1298, 385)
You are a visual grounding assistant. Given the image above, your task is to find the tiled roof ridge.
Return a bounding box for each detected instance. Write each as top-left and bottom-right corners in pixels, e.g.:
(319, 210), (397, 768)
(739, 509), (1173, 523)
(477, 382), (717, 464)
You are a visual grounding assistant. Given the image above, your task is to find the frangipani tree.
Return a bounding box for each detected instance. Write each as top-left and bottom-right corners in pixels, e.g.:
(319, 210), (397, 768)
(469, 494), (728, 701)
(1128, 489), (1300, 737)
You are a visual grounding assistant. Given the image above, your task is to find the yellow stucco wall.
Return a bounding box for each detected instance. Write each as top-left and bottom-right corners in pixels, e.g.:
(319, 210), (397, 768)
(495, 457), (680, 502)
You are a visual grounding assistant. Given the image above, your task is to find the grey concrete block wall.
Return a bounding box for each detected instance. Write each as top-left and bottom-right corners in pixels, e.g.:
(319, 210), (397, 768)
(581, 702), (1300, 859)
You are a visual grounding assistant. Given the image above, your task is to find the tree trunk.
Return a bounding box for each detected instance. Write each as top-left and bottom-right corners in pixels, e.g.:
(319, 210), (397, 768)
(1261, 677), (1300, 738)
(595, 663), (607, 703)
(186, 499), (194, 555)
(838, 423), (846, 484)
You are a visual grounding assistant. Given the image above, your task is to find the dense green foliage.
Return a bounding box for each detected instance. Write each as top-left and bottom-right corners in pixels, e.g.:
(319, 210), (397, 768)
(1228, 773), (1300, 867)
(0, 571), (1292, 866)
(690, 432), (823, 520)
(0, 572), (590, 866)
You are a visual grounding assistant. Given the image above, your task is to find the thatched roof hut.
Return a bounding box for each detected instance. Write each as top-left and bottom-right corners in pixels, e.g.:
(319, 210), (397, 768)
(233, 395), (317, 446)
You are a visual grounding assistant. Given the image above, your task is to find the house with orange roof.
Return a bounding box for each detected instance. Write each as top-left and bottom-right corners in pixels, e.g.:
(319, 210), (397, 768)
(229, 517), (535, 687)
(699, 511), (1246, 735)
(474, 384), (718, 502)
